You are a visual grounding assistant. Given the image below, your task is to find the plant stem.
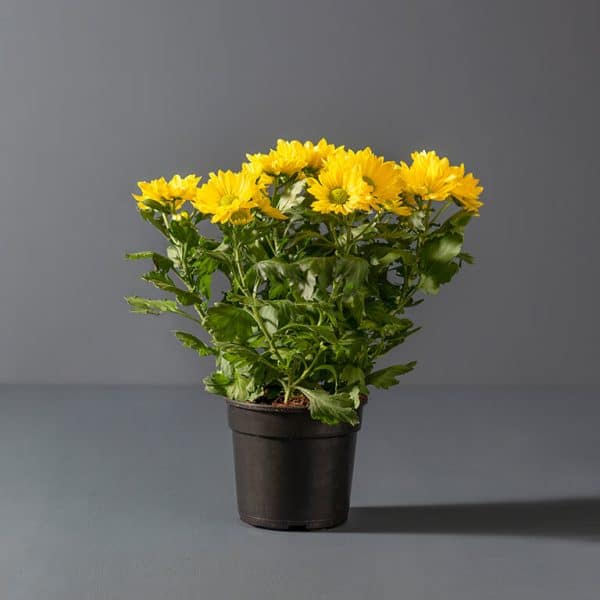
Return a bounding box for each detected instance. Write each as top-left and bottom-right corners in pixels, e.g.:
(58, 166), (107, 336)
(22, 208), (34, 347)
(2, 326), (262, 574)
(229, 226), (285, 366)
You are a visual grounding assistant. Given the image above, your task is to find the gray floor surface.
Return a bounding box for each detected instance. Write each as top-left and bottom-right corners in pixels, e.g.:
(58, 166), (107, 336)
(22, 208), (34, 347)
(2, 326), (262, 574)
(1, 385), (599, 599)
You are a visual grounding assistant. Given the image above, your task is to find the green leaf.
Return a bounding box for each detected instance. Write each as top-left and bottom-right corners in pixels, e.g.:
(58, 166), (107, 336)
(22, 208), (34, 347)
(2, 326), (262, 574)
(203, 358), (263, 403)
(173, 331), (214, 356)
(370, 249), (413, 267)
(340, 365), (365, 386)
(458, 252), (475, 265)
(444, 209), (472, 232)
(255, 259), (294, 280)
(205, 304), (255, 342)
(140, 272), (202, 306)
(277, 180), (306, 213)
(421, 233), (463, 264)
(152, 253), (173, 272)
(192, 255), (218, 298)
(203, 372), (232, 396)
(297, 387), (359, 426)
(366, 362), (416, 389)
(125, 251), (153, 261)
(297, 257), (332, 300)
(342, 290), (366, 322)
(125, 296), (180, 315)
(258, 304), (279, 335)
(419, 262), (460, 294)
(170, 219), (199, 245)
(141, 270), (174, 290)
(334, 256), (369, 294)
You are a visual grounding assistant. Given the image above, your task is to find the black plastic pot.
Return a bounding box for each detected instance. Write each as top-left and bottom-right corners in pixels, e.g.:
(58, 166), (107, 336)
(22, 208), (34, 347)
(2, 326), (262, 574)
(226, 399), (363, 530)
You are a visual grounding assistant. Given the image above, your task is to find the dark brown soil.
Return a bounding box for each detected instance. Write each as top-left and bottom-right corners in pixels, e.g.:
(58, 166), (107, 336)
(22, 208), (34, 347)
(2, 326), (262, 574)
(270, 394), (310, 409)
(260, 392), (367, 410)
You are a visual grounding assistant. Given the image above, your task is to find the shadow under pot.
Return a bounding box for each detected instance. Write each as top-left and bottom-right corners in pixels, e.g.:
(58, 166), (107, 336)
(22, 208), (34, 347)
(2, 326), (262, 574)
(226, 399), (364, 531)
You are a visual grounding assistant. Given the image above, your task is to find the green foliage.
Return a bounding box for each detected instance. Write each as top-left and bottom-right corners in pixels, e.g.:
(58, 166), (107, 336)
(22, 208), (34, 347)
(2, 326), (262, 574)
(126, 191), (477, 425)
(125, 296), (181, 315)
(297, 386), (360, 426)
(173, 331), (214, 356)
(205, 304), (255, 342)
(366, 362), (417, 389)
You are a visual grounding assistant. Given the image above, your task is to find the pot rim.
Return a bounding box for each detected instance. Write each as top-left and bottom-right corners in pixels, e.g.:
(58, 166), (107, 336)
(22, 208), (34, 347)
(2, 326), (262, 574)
(225, 396), (368, 414)
(226, 398), (308, 413)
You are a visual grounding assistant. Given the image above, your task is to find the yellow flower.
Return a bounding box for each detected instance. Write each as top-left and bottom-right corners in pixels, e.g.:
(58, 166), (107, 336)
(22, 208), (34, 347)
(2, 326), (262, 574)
(193, 170), (258, 225)
(302, 138), (340, 170)
(451, 165), (484, 214)
(307, 155), (372, 215)
(241, 162), (287, 220)
(241, 160), (274, 189)
(397, 151), (460, 202)
(133, 174), (201, 211)
(345, 147), (405, 208)
(253, 193), (288, 220)
(246, 139), (308, 177)
(380, 199), (412, 217)
(193, 169), (287, 224)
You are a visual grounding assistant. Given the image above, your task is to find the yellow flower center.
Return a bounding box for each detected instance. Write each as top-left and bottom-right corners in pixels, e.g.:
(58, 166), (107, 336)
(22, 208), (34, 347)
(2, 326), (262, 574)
(220, 194), (237, 206)
(329, 187), (349, 205)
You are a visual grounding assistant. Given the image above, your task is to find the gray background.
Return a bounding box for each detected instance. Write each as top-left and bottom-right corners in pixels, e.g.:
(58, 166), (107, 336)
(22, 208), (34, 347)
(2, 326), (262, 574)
(1, 0), (599, 385)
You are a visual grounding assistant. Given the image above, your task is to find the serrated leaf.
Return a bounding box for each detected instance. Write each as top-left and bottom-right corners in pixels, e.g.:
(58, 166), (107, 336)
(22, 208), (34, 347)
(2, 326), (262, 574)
(173, 331), (214, 356)
(340, 365), (365, 386)
(192, 255), (218, 298)
(334, 256), (369, 294)
(297, 387), (359, 426)
(152, 253), (173, 272)
(125, 296), (180, 315)
(125, 251), (153, 261)
(366, 362), (416, 389)
(203, 372), (232, 396)
(205, 304), (255, 342)
(140, 272), (202, 306)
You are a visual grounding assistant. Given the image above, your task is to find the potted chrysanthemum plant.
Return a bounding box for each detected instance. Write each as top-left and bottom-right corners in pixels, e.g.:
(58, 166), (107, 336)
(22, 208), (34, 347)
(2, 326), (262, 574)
(126, 139), (483, 530)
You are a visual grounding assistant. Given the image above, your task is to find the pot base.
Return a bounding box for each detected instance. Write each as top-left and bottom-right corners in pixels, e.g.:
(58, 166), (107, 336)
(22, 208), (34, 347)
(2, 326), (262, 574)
(239, 513), (347, 531)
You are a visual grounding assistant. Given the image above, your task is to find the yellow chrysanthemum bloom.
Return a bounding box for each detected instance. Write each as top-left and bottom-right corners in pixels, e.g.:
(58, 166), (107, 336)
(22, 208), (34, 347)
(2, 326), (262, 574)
(193, 170), (287, 225)
(241, 160), (274, 189)
(253, 193), (288, 220)
(451, 165), (484, 214)
(344, 147), (405, 209)
(133, 174), (201, 211)
(246, 139), (309, 177)
(302, 138), (340, 170)
(307, 155), (372, 215)
(193, 170), (258, 225)
(397, 151), (460, 202)
(240, 162), (287, 220)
